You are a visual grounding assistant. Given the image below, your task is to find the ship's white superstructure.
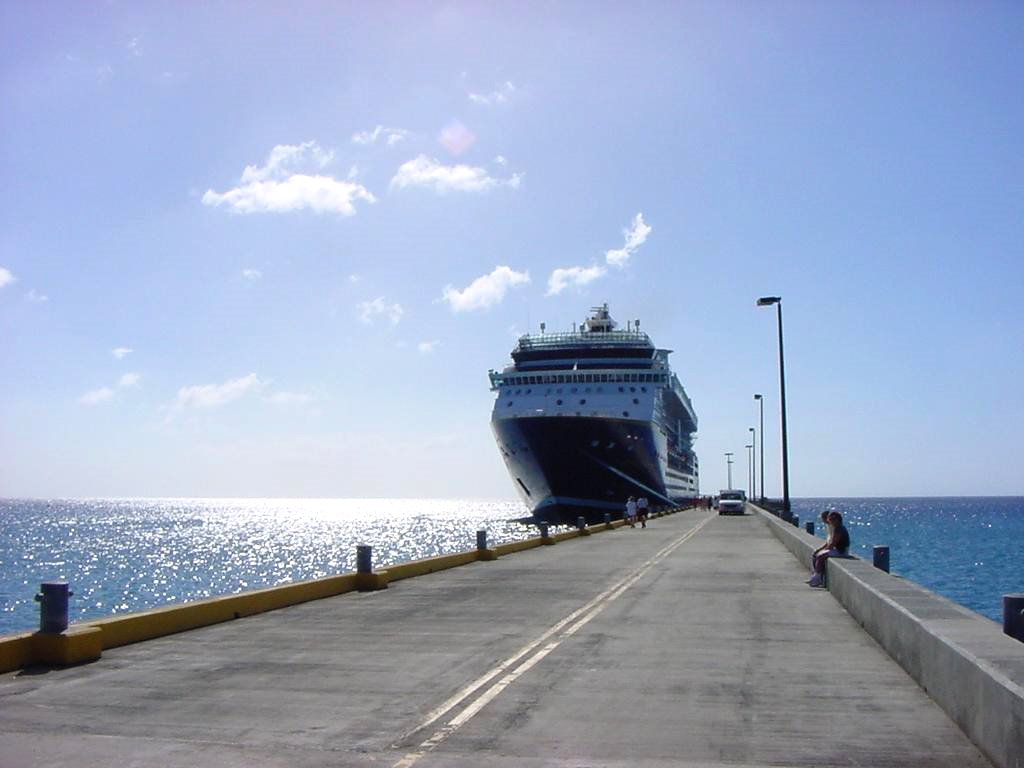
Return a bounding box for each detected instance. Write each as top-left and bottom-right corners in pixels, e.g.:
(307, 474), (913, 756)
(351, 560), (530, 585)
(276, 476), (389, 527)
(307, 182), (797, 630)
(489, 305), (698, 524)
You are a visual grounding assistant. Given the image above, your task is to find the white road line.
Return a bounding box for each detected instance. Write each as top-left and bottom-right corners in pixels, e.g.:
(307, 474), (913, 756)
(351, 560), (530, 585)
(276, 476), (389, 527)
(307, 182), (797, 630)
(391, 513), (715, 768)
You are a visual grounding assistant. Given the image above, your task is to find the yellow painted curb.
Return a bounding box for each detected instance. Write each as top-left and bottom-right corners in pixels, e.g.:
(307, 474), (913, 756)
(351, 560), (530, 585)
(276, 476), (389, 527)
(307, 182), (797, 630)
(0, 507), (691, 672)
(356, 571), (390, 592)
(493, 538), (543, 556)
(32, 626), (102, 666)
(0, 633), (34, 673)
(387, 550), (480, 582)
(88, 572), (360, 650)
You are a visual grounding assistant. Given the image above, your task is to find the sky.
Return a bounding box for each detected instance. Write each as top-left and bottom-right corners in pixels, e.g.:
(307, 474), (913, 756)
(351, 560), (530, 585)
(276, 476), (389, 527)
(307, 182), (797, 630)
(2, 2), (1022, 500)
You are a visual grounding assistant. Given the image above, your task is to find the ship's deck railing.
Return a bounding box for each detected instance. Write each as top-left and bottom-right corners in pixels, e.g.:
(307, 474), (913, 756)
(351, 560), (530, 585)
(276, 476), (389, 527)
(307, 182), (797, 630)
(514, 330), (653, 352)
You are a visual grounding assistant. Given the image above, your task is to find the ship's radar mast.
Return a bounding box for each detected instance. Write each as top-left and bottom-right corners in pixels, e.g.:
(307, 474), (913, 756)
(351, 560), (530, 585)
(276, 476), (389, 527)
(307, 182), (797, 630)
(584, 303), (617, 333)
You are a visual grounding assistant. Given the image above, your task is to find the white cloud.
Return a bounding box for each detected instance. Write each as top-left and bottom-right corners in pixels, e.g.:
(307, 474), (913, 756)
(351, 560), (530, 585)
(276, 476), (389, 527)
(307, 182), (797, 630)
(0, 267), (15, 289)
(79, 387), (115, 405)
(546, 265), (608, 296)
(347, 274), (361, 283)
(605, 212), (652, 268)
(357, 297), (404, 325)
(391, 155), (522, 194)
(351, 126), (411, 146)
(24, 289), (48, 303)
(242, 268), (262, 280)
(203, 175), (375, 215)
(240, 141), (334, 183)
(494, 155), (507, 166)
(264, 391), (313, 406)
(418, 340), (440, 354)
(128, 37), (142, 56)
(79, 370), (140, 406)
(442, 266), (530, 312)
(172, 373), (266, 411)
(203, 141), (375, 216)
(469, 81), (517, 105)
(543, 213), (651, 298)
(112, 347), (133, 359)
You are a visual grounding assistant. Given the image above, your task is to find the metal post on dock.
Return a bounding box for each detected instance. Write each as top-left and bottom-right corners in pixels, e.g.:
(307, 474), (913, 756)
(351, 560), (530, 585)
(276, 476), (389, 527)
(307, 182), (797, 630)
(355, 545), (388, 590)
(540, 523), (554, 544)
(576, 516), (585, 530)
(805, 521), (814, 535)
(35, 581), (72, 634)
(792, 515), (799, 528)
(356, 545), (373, 574)
(604, 512), (613, 529)
(477, 529), (498, 560)
(873, 546), (890, 573)
(1004, 594), (1024, 643)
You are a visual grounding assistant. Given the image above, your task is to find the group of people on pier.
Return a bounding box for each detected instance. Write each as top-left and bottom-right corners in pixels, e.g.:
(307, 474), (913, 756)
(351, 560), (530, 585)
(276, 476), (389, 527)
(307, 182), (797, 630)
(624, 496), (649, 528)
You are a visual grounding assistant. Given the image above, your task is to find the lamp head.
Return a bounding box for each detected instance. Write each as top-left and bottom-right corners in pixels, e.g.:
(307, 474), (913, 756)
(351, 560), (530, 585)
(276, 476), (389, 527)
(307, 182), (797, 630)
(757, 296), (781, 306)
(754, 393), (762, 400)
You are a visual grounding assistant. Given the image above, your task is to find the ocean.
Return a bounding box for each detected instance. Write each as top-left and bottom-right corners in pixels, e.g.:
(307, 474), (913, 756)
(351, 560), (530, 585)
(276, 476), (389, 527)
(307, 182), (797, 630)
(1, 496), (1020, 635)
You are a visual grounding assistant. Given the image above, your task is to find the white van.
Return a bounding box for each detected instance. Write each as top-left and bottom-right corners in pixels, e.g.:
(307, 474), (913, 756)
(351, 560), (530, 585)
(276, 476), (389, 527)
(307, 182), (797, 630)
(717, 490), (746, 515)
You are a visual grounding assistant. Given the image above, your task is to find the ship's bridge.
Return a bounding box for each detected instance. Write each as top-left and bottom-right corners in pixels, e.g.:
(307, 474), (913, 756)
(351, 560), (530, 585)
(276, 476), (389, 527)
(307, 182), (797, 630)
(510, 330), (655, 370)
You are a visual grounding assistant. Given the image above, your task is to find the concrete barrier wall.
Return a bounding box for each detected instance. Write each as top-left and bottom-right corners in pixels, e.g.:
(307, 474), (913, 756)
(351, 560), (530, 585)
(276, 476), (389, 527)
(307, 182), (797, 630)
(0, 506), (686, 673)
(754, 505), (1024, 768)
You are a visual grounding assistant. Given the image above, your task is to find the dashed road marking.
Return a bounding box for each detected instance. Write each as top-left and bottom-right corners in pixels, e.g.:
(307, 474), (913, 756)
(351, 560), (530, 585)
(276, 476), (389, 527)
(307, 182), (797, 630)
(391, 513), (715, 768)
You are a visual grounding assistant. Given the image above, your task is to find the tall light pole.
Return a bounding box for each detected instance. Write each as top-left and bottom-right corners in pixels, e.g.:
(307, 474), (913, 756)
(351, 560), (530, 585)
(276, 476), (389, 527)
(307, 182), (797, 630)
(748, 427), (756, 500)
(724, 452), (734, 490)
(757, 296), (790, 518)
(754, 394), (765, 501)
(745, 444), (753, 499)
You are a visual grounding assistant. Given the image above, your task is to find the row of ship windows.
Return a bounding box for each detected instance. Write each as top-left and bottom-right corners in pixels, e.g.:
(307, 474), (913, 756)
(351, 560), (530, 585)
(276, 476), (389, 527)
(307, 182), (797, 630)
(508, 398), (642, 407)
(507, 403), (634, 421)
(500, 434), (643, 458)
(503, 372), (666, 386)
(503, 385), (648, 397)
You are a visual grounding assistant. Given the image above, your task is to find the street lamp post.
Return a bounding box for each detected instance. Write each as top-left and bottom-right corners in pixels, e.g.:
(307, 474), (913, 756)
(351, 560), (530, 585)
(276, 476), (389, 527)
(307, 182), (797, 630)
(757, 296), (791, 519)
(724, 452), (734, 490)
(748, 427), (756, 500)
(754, 394), (765, 501)
(745, 443), (753, 499)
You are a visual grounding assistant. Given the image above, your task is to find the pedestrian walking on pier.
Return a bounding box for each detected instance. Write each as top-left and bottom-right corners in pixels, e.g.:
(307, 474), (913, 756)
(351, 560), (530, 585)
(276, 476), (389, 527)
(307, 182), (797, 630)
(625, 496), (637, 528)
(637, 496), (649, 527)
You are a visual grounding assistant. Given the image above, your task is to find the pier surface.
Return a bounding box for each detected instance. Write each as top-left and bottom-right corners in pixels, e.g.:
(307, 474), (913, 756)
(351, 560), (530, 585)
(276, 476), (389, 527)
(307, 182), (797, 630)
(0, 511), (992, 767)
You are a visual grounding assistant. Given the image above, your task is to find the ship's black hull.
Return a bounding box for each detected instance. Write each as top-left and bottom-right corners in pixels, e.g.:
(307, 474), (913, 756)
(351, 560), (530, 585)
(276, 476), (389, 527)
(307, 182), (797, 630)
(492, 416), (690, 525)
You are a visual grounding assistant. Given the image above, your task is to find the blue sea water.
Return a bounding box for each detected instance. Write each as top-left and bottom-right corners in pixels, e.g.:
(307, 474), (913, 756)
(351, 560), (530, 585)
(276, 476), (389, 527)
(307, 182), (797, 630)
(0, 497), (1020, 635)
(791, 497), (1023, 622)
(0, 498), (530, 635)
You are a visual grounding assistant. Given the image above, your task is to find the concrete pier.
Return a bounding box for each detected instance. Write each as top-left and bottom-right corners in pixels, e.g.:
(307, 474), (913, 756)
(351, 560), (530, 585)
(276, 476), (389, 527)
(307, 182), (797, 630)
(0, 510), (1003, 767)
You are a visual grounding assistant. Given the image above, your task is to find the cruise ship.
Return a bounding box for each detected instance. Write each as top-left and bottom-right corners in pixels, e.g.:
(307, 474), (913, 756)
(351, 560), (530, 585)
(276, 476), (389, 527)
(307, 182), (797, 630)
(489, 305), (699, 525)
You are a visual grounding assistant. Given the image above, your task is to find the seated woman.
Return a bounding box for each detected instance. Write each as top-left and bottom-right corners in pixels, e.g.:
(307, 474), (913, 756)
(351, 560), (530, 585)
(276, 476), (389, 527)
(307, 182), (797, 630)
(808, 511), (849, 588)
(810, 510), (834, 578)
